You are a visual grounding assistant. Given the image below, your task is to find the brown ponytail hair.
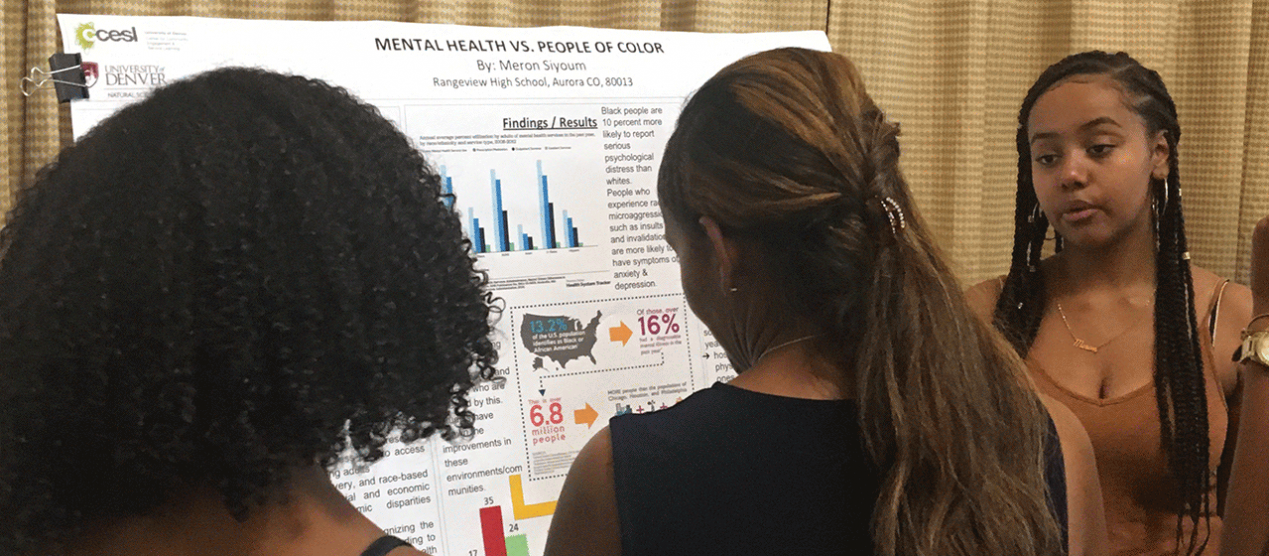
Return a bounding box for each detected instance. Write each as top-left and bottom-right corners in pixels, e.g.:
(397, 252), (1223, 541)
(658, 48), (1063, 556)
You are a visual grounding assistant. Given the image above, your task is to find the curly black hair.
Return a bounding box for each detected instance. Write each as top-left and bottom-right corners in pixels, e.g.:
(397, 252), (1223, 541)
(0, 67), (499, 553)
(993, 51), (1209, 555)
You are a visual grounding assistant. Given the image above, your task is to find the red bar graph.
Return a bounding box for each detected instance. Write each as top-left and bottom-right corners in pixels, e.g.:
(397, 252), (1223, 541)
(480, 506), (508, 556)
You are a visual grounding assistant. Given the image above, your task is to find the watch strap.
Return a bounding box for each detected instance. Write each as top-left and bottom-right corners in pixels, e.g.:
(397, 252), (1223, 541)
(1234, 329), (1269, 366)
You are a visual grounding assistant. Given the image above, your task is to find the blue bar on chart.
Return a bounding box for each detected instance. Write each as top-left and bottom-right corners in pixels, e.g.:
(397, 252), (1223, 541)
(518, 224), (534, 251)
(468, 208), (487, 254)
(439, 166), (454, 208)
(563, 210), (580, 248)
(536, 162), (580, 248)
(491, 170), (510, 252)
(538, 161), (555, 249)
(451, 162), (584, 253)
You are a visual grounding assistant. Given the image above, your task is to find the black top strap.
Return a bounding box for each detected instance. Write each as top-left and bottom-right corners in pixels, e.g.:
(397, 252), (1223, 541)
(359, 535), (411, 556)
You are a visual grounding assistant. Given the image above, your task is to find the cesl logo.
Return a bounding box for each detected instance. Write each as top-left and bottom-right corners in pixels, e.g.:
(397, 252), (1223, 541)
(74, 22), (138, 50)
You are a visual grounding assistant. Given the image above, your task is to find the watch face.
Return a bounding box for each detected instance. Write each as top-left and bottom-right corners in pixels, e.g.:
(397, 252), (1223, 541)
(1257, 337), (1269, 362)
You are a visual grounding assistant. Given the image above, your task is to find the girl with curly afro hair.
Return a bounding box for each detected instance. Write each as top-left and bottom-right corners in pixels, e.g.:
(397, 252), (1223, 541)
(0, 67), (498, 556)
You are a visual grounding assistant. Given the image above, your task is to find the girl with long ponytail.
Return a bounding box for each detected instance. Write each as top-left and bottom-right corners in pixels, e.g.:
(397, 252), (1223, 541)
(546, 47), (1105, 556)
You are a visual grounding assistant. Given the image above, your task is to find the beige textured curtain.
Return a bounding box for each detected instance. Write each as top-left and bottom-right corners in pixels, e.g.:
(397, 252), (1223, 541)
(3, 0), (1266, 284)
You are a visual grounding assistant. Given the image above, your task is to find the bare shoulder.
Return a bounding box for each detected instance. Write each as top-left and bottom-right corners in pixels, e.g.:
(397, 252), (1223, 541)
(1037, 394), (1091, 460)
(1037, 393), (1108, 556)
(543, 427), (621, 556)
(965, 275), (1006, 324)
(1190, 265), (1252, 321)
(1037, 392), (1096, 503)
(1192, 265), (1253, 395)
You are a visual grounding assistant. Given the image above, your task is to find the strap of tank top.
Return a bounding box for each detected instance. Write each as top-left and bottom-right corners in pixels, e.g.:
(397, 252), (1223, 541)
(1207, 279), (1230, 347)
(359, 535), (411, 556)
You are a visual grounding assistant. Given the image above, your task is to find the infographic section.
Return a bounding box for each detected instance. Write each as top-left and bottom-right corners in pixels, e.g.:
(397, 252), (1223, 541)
(399, 98), (676, 285)
(59, 15), (829, 556)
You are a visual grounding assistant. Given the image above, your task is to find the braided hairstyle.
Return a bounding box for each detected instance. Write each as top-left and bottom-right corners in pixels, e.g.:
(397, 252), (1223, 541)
(660, 47), (1063, 556)
(992, 51), (1209, 554)
(0, 68), (499, 553)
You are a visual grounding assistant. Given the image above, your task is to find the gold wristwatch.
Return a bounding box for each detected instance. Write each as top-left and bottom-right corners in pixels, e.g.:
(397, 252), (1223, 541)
(1234, 329), (1269, 369)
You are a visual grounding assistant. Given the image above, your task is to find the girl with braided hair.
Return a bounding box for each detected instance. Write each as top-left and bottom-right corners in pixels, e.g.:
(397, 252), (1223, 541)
(546, 47), (1106, 556)
(967, 51), (1260, 556)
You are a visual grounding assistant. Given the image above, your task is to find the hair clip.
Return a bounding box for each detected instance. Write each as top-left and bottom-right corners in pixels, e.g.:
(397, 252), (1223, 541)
(879, 197), (906, 236)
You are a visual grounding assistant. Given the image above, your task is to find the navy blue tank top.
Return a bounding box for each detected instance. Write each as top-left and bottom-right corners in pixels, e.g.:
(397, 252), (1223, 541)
(609, 382), (1068, 555)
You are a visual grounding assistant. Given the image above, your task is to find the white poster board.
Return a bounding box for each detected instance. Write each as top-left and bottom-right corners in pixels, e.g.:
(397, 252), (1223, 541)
(58, 14), (830, 556)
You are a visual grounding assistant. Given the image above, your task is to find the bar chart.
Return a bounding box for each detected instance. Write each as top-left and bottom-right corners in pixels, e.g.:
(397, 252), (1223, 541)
(441, 162), (584, 254)
(479, 506), (532, 556)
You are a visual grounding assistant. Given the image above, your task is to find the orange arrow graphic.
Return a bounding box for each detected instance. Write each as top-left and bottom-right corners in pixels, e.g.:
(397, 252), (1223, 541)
(609, 321), (633, 346)
(574, 403), (599, 428)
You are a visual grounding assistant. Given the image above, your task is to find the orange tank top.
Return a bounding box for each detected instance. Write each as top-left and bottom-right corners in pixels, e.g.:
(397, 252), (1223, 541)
(1028, 283), (1229, 556)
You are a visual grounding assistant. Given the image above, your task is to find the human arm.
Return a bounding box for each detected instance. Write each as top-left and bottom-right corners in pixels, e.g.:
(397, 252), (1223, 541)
(968, 278), (1106, 553)
(543, 427), (621, 556)
(1039, 393), (1109, 556)
(1220, 215), (1269, 556)
(1210, 277), (1251, 514)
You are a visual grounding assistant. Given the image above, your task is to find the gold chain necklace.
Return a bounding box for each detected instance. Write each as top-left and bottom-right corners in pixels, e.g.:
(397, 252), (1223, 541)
(1055, 301), (1147, 354)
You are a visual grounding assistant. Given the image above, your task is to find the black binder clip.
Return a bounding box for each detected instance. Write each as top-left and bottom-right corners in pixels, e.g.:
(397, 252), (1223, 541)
(19, 53), (90, 102)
